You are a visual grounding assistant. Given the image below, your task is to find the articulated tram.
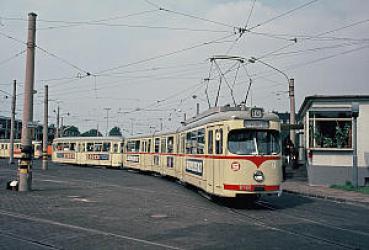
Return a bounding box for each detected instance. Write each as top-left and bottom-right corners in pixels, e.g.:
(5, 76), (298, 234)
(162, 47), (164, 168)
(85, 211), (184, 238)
(52, 137), (124, 167)
(52, 105), (283, 199)
(0, 140), (42, 159)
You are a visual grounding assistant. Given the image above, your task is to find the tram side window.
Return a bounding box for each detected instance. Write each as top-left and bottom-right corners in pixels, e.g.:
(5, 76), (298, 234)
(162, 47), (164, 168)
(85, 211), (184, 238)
(181, 135), (185, 154)
(113, 143), (118, 153)
(87, 143), (94, 152)
(185, 129), (205, 154)
(94, 143), (102, 152)
(147, 139), (151, 153)
(70, 143), (75, 151)
(127, 140), (140, 153)
(167, 136), (174, 153)
(198, 129), (205, 154)
(208, 130), (214, 154)
(102, 142), (111, 152)
(161, 138), (166, 153)
(215, 129), (223, 154)
(154, 138), (160, 153)
(186, 132), (193, 154)
(120, 143), (124, 153)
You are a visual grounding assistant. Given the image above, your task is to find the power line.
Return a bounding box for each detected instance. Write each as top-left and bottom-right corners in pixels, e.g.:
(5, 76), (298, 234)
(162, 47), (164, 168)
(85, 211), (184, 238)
(39, 21), (231, 33)
(257, 17), (369, 59)
(0, 49), (26, 67)
(36, 45), (92, 75)
(38, 9), (160, 30)
(248, 0), (320, 30)
(244, 0), (257, 29)
(157, 6), (235, 28)
(96, 33), (237, 74)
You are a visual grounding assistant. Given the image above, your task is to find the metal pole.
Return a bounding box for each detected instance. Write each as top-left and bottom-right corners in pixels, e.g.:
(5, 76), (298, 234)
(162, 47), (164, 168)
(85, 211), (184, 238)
(9, 80), (16, 165)
(42, 85), (48, 170)
(60, 116), (65, 138)
(56, 105), (60, 139)
(104, 107), (111, 136)
(19, 12), (37, 192)
(196, 103), (200, 116)
(352, 115), (358, 189)
(289, 78), (296, 146)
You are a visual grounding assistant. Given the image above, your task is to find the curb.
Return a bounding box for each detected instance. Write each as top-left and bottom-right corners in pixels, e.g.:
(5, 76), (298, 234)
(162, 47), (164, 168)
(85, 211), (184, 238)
(283, 189), (368, 206)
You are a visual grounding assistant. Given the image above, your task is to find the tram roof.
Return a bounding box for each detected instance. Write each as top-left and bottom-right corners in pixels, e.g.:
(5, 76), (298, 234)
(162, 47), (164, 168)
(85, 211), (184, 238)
(124, 106), (280, 140)
(177, 105), (279, 132)
(53, 136), (124, 142)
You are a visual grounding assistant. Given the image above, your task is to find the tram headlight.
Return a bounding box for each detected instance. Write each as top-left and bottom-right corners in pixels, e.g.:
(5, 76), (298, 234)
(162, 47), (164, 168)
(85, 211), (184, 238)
(253, 170), (264, 182)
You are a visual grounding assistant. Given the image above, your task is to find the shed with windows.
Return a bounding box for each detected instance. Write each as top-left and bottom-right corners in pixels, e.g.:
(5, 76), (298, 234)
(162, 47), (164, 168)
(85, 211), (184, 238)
(299, 95), (369, 186)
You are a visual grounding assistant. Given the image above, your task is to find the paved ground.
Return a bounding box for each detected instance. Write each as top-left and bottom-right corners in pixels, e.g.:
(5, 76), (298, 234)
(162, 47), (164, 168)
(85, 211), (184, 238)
(282, 180), (369, 206)
(0, 159), (369, 250)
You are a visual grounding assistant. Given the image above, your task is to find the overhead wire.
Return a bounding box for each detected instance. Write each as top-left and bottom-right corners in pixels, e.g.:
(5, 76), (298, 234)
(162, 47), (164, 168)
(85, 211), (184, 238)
(96, 32), (237, 74)
(0, 49), (26, 67)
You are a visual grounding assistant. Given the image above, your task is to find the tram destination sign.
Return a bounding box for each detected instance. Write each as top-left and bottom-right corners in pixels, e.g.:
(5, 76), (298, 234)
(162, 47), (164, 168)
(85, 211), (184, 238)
(244, 120), (269, 129)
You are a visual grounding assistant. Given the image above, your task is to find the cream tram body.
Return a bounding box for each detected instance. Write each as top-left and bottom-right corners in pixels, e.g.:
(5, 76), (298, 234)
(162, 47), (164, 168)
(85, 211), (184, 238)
(0, 140), (42, 159)
(52, 137), (124, 167)
(124, 106), (283, 198)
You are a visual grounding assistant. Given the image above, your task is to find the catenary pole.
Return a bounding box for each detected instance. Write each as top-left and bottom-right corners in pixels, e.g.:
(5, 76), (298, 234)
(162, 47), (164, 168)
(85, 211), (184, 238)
(19, 12), (37, 192)
(289, 78), (296, 145)
(42, 85), (48, 170)
(9, 80), (16, 165)
(56, 105), (60, 138)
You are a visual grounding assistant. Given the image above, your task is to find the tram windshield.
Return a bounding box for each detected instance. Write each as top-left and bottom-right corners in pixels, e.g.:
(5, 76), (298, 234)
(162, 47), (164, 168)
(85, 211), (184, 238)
(228, 129), (280, 155)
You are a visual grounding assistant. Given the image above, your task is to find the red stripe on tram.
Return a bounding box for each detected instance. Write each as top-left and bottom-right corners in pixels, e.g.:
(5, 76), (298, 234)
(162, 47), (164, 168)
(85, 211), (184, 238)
(125, 152), (280, 168)
(223, 184), (280, 192)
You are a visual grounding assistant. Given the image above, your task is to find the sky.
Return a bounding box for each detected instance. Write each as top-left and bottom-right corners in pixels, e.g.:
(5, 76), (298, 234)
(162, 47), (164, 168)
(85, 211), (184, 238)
(0, 0), (368, 136)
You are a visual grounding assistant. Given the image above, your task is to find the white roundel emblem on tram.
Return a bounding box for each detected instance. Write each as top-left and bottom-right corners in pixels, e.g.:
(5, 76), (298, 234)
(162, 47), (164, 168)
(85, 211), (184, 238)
(231, 162), (240, 171)
(253, 170), (264, 182)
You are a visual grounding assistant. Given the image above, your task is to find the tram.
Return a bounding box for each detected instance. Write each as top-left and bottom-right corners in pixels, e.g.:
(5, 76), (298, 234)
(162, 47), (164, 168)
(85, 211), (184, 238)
(124, 105), (283, 198)
(51, 105), (283, 199)
(52, 137), (124, 167)
(0, 140), (42, 159)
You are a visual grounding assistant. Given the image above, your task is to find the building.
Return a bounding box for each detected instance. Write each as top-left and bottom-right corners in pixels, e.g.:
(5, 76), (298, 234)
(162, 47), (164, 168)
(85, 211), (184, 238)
(0, 116), (22, 139)
(299, 95), (369, 186)
(0, 116), (55, 142)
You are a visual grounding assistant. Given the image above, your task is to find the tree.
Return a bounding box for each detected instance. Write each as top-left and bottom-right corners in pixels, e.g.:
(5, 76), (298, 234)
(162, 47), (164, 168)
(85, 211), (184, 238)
(81, 129), (102, 137)
(109, 126), (122, 137)
(62, 125), (80, 137)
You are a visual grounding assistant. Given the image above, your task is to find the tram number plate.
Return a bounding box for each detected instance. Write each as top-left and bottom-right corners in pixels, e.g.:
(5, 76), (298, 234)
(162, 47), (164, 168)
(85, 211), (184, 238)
(186, 159), (203, 176)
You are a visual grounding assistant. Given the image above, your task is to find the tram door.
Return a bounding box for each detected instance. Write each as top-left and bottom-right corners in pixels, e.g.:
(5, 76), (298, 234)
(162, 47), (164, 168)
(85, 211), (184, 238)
(207, 129), (215, 193)
(207, 127), (223, 194)
(214, 127), (223, 192)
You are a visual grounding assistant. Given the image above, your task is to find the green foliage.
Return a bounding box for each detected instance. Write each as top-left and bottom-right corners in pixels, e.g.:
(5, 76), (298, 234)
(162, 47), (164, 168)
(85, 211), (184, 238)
(62, 126), (80, 137)
(331, 182), (369, 194)
(81, 129), (102, 137)
(109, 126), (122, 137)
(335, 122), (350, 148)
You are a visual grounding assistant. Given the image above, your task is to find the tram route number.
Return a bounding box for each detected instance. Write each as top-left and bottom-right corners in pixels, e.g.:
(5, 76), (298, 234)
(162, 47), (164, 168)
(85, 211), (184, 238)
(86, 154), (109, 160)
(186, 159), (203, 176)
(56, 152), (75, 159)
(127, 155), (139, 163)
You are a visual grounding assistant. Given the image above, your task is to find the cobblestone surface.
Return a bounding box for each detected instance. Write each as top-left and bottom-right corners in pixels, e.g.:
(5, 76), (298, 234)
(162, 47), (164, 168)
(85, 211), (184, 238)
(0, 159), (369, 249)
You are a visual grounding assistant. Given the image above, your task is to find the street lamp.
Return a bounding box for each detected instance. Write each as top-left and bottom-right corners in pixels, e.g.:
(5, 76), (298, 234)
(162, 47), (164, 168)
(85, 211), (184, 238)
(248, 57), (296, 146)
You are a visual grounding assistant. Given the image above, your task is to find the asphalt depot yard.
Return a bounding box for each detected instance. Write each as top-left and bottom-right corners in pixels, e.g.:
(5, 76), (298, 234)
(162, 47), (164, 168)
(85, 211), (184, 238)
(0, 159), (369, 250)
